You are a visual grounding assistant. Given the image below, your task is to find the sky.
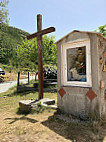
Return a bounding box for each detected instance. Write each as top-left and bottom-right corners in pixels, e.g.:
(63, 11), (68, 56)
(8, 0), (106, 41)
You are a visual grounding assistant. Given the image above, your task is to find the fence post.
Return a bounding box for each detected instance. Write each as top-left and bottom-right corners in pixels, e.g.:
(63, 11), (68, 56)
(17, 72), (20, 86)
(28, 72), (29, 84)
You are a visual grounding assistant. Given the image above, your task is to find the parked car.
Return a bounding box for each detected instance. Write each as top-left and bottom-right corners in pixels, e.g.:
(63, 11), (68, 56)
(0, 68), (5, 75)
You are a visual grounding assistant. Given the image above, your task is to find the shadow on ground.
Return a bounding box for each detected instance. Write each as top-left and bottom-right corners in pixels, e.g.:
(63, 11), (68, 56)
(4, 115), (38, 124)
(4, 85), (57, 97)
(41, 112), (106, 142)
(17, 85), (57, 94)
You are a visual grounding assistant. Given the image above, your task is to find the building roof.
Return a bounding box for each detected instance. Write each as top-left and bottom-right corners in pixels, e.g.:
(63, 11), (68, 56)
(55, 30), (106, 44)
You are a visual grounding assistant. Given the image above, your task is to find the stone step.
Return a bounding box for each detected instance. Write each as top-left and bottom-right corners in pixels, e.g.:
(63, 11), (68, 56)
(19, 98), (57, 113)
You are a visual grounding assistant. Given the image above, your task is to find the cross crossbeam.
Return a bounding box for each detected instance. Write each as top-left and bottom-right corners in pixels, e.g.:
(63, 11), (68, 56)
(27, 14), (55, 99)
(27, 27), (55, 40)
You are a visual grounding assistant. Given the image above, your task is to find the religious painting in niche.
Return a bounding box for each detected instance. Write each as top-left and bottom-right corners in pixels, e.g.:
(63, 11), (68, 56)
(67, 46), (86, 82)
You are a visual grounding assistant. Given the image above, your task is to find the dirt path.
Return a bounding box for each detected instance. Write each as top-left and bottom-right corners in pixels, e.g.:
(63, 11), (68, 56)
(0, 109), (106, 142)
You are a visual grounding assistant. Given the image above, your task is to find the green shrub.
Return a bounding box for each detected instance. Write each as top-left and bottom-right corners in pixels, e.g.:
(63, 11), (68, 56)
(1, 64), (13, 72)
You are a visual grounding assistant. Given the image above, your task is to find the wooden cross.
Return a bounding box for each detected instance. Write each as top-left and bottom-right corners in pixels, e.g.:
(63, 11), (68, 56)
(27, 14), (55, 100)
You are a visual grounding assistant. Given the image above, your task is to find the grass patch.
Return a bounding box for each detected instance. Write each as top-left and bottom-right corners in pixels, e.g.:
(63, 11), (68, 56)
(0, 85), (57, 113)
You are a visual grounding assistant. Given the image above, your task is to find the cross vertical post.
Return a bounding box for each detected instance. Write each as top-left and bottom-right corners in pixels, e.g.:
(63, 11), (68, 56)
(27, 14), (55, 100)
(37, 14), (43, 99)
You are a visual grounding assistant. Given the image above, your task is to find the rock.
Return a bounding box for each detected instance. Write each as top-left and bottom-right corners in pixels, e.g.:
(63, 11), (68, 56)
(40, 98), (55, 105)
(19, 98), (56, 113)
(19, 100), (34, 113)
(48, 105), (57, 109)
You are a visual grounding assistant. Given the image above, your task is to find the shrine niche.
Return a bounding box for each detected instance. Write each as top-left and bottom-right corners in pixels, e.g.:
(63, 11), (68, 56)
(61, 39), (91, 87)
(56, 30), (106, 120)
(67, 46), (86, 82)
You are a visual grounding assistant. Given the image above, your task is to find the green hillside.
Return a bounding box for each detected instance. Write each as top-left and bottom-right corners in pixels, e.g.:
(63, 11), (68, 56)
(0, 23), (29, 64)
(0, 23), (29, 42)
(0, 24), (57, 71)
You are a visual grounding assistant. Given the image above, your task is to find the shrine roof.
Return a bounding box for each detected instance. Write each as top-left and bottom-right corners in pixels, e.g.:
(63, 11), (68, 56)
(55, 30), (106, 44)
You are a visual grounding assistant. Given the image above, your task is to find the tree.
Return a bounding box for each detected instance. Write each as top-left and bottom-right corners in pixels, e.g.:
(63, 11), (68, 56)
(0, 23), (29, 65)
(95, 24), (106, 37)
(16, 35), (57, 70)
(0, 30), (17, 64)
(0, 0), (9, 24)
(42, 35), (57, 65)
(16, 38), (38, 69)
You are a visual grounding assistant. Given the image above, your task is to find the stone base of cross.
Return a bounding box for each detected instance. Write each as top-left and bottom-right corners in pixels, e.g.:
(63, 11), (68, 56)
(27, 14), (55, 100)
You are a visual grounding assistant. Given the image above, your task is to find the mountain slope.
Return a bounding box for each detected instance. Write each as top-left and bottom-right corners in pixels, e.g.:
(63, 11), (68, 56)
(0, 23), (29, 43)
(0, 24), (29, 64)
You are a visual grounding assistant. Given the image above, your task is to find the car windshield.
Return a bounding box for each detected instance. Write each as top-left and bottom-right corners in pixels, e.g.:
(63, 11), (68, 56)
(0, 68), (3, 71)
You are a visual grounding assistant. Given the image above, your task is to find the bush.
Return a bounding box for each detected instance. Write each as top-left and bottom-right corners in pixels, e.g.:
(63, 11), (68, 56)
(1, 64), (13, 72)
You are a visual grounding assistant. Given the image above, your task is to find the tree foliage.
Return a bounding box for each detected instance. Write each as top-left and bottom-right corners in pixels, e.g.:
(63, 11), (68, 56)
(0, 0), (9, 24)
(42, 35), (57, 65)
(16, 35), (57, 70)
(0, 23), (29, 64)
(95, 24), (106, 37)
(0, 24), (57, 71)
(16, 39), (38, 69)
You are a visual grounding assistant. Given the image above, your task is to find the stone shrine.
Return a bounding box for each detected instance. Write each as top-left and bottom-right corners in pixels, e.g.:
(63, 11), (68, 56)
(56, 30), (106, 120)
